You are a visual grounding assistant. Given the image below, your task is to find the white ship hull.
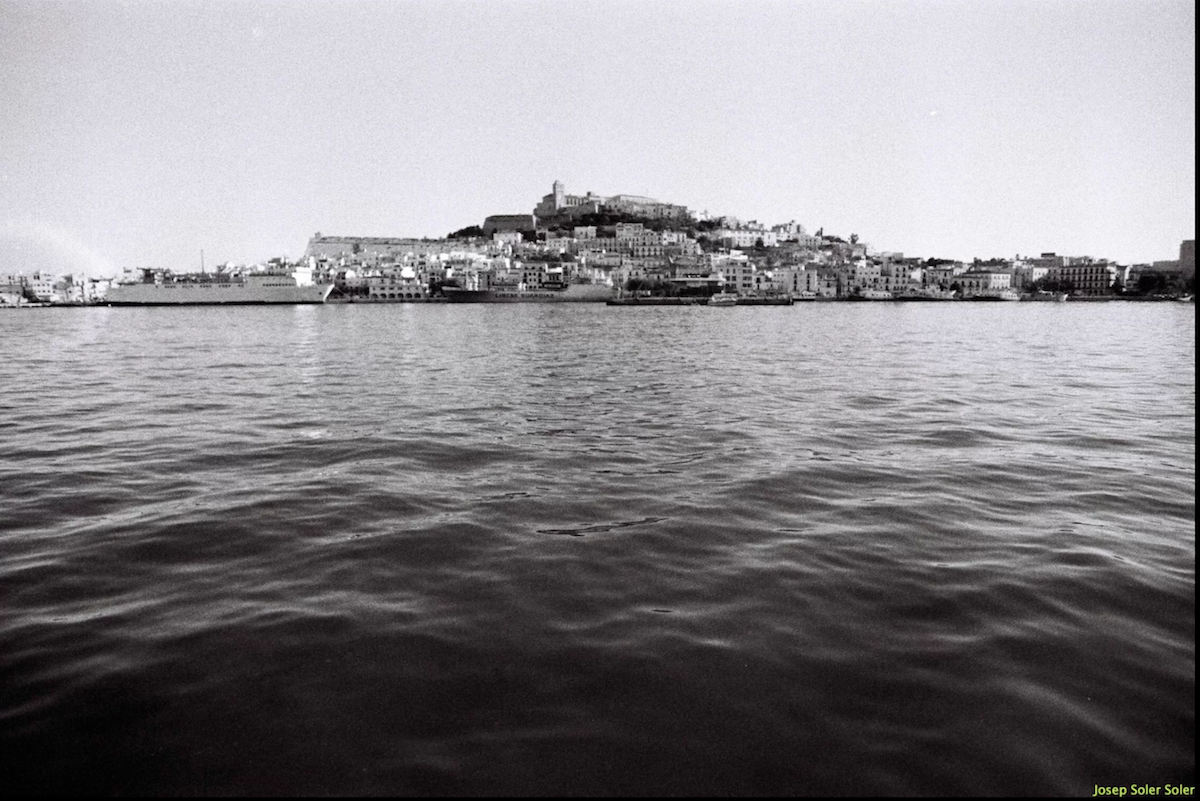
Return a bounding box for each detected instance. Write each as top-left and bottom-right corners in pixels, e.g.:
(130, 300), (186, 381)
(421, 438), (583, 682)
(106, 277), (334, 305)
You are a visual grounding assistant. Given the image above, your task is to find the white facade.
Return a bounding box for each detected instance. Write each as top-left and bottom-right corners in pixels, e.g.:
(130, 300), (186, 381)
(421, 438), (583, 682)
(957, 271), (1013, 296)
(718, 229), (779, 249)
(1050, 261), (1118, 295)
(28, 272), (56, 302)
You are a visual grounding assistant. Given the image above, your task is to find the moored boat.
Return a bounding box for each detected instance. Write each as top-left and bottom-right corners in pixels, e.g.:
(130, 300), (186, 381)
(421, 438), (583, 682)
(442, 282), (613, 303)
(105, 268), (333, 305)
(964, 288), (1021, 301)
(846, 289), (895, 301)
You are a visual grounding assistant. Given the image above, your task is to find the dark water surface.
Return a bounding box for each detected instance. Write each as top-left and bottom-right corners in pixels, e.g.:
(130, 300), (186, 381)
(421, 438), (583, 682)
(1, 303), (1193, 795)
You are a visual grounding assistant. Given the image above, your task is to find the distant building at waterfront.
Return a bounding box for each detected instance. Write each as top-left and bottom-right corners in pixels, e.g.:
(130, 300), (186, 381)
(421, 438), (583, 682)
(1125, 241), (1195, 287)
(366, 265), (433, 301)
(924, 262), (968, 289)
(1011, 263), (1050, 290)
(957, 269), (1013, 297)
(1180, 239), (1195, 280)
(27, 271), (57, 303)
(1050, 260), (1119, 296)
(0, 273), (27, 305)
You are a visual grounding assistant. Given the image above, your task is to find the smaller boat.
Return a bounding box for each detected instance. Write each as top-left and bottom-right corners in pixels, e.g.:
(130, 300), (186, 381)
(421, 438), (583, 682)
(894, 289), (953, 301)
(845, 289), (894, 301)
(707, 292), (739, 307)
(965, 288), (1021, 301)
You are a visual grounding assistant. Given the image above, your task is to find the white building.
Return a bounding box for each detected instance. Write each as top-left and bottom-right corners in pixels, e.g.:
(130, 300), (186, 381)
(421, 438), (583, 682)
(957, 270), (1013, 297)
(28, 272), (57, 302)
(1050, 261), (1118, 296)
(717, 229), (778, 249)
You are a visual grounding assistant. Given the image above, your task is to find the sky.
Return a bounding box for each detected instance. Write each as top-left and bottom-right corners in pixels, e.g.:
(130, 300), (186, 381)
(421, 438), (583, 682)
(0, 0), (1194, 276)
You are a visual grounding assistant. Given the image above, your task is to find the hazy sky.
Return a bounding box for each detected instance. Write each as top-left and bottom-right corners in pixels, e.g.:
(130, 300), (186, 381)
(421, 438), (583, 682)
(1, 0), (1194, 275)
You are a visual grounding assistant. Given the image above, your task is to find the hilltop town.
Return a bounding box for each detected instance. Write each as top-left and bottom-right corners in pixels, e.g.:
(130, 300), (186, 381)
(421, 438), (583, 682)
(2, 181), (1195, 305)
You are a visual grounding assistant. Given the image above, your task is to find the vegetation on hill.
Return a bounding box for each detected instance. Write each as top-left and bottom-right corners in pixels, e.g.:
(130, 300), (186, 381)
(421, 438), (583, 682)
(545, 210), (700, 236)
(453, 208), (760, 243)
(522, 252), (577, 263)
(1129, 271), (1194, 296)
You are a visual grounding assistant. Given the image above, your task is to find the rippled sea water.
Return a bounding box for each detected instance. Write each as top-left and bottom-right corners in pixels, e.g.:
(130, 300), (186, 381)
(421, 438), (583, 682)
(1, 303), (1193, 795)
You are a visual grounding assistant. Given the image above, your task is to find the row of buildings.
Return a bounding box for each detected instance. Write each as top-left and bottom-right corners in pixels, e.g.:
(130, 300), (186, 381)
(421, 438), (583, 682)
(4, 181), (1194, 304)
(1, 271), (112, 306)
(303, 206), (1195, 302)
(7, 241), (1191, 306)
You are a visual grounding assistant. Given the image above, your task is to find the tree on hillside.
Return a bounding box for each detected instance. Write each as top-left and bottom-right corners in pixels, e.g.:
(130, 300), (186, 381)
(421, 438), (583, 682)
(1136, 272), (1171, 295)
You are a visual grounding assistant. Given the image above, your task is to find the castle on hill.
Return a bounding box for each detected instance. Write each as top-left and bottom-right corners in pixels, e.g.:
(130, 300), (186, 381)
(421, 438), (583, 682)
(484, 180), (692, 234)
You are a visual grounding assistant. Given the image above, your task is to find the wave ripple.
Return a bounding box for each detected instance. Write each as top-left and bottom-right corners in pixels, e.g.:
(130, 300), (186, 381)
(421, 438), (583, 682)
(1, 303), (1193, 794)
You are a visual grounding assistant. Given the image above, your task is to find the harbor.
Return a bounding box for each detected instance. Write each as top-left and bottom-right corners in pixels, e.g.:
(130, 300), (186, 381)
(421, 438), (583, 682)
(3, 185), (1194, 310)
(2, 0), (1193, 795)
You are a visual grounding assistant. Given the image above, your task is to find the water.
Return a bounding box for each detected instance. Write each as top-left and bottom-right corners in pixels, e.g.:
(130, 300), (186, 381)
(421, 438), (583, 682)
(1, 302), (1193, 795)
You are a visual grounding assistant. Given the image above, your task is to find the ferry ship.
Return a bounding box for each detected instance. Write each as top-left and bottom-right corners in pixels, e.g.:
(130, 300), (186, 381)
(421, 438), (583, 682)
(442, 282), (613, 303)
(105, 267), (334, 306)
